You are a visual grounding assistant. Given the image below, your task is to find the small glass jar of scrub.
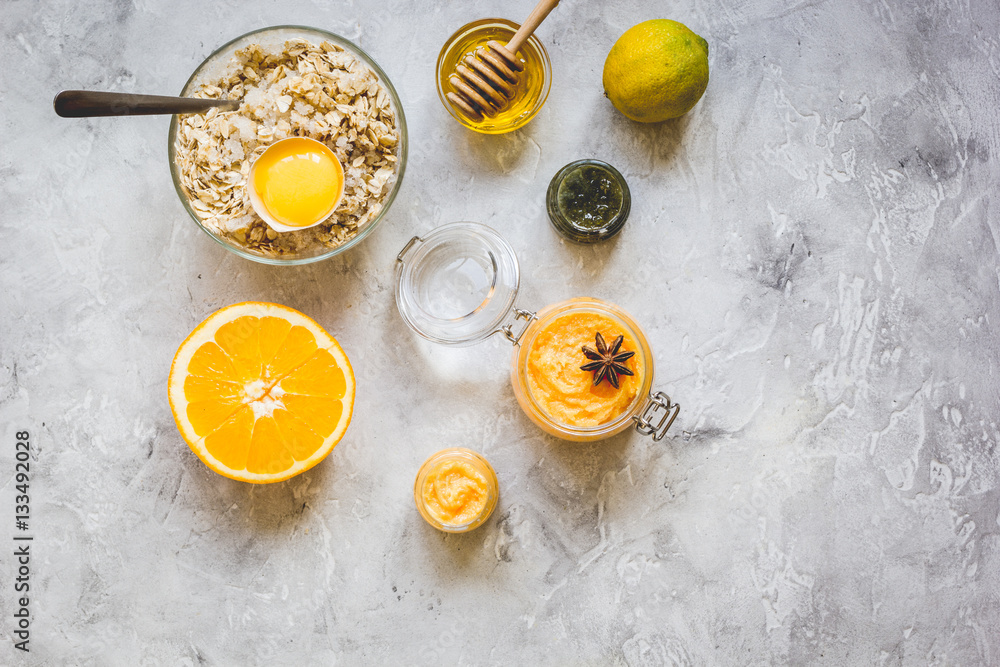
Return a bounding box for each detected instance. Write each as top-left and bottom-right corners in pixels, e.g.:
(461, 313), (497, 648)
(394, 222), (679, 442)
(546, 159), (631, 243)
(414, 448), (499, 532)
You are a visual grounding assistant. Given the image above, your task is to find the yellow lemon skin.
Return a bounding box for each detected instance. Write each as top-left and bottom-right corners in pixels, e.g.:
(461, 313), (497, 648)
(603, 19), (709, 123)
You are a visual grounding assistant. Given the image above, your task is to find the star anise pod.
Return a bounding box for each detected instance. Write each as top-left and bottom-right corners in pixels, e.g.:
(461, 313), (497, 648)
(580, 332), (635, 388)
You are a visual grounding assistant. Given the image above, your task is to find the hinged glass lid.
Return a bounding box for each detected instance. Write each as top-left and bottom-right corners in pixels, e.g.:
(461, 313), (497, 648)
(395, 222), (521, 346)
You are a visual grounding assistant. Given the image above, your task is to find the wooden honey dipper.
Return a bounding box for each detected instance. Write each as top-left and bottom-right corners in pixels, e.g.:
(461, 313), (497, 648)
(446, 0), (561, 122)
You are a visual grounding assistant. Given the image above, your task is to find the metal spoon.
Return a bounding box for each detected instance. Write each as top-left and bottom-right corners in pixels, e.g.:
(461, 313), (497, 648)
(53, 90), (240, 118)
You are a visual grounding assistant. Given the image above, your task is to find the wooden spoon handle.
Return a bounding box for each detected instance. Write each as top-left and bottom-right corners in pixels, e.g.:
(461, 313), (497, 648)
(506, 0), (561, 54)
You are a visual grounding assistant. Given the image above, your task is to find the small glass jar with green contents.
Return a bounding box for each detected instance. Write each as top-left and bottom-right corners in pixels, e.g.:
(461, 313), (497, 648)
(546, 159), (631, 243)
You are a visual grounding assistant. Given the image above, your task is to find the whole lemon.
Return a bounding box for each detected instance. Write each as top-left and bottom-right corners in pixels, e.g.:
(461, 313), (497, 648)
(603, 19), (709, 122)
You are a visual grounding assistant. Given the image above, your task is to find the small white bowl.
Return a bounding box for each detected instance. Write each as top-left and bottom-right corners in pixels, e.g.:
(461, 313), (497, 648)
(247, 136), (345, 233)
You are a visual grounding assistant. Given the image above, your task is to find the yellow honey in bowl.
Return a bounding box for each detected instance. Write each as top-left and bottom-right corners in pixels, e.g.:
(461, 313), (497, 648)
(437, 19), (551, 134)
(252, 137), (344, 228)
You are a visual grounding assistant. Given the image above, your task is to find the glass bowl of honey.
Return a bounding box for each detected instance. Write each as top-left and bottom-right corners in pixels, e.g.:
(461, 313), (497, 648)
(168, 25), (407, 265)
(436, 18), (552, 134)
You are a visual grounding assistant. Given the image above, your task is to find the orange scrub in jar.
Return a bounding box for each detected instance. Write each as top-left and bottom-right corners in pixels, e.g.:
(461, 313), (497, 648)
(525, 311), (645, 427)
(422, 460), (489, 524)
(415, 449), (499, 532)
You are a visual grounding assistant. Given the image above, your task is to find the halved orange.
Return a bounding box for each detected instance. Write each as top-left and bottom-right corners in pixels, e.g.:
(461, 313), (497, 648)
(168, 302), (355, 483)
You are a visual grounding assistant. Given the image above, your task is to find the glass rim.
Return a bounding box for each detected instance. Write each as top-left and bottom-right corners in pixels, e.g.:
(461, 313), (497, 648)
(394, 221), (521, 347)
(167, 25), (408, 266)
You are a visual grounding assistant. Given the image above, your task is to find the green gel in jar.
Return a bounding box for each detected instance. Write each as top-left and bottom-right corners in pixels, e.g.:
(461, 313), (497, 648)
(546, 159), (631, 243)
(558, 166), (623, 228)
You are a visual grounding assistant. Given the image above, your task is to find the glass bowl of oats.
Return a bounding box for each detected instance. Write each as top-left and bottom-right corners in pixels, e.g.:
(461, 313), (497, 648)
(169, 26), (406, 264)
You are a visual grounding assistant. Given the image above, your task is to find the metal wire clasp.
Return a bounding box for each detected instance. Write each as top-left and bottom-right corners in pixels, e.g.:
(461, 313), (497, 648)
(396, 235), (423, 262)
(496, 308), (537, 345)
(633, 392), (679, 441)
